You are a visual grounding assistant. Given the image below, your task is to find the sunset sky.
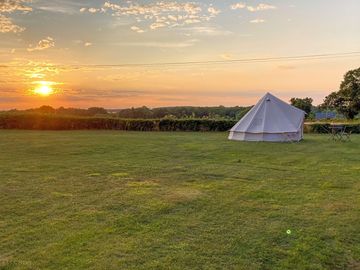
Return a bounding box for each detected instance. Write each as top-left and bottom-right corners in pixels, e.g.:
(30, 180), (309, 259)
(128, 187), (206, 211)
(0, 0), (360, 109)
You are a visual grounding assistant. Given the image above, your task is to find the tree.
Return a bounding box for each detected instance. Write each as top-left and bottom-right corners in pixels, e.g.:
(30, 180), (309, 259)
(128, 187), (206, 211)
(87, 107), (108, 116)
(29, 105), (56, 114)
(322, 67), (360, 119)
(236, 106), (252, 120)
(290, 97), (313, 115)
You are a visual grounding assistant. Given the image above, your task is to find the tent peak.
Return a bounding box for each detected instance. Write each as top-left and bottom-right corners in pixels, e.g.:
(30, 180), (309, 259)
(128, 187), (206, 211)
(264, 92), (276, 97)
(263, 92), (276, 100)
(262, 92), (306, 114)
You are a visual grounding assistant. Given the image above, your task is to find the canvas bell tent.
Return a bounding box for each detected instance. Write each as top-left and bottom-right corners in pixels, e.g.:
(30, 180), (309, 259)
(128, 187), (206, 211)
(229, 93), (306, 142)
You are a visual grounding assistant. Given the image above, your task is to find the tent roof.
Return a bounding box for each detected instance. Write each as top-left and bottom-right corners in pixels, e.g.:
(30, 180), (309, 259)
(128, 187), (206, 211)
(230, 93), (305, 133)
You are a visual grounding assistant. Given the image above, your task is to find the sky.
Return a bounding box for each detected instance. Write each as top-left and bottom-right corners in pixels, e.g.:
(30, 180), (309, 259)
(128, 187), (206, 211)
(0, 0), (360, 109)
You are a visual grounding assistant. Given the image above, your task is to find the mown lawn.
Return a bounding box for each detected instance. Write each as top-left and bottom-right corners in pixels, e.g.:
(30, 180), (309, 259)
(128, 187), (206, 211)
(0, 131), (359, 270)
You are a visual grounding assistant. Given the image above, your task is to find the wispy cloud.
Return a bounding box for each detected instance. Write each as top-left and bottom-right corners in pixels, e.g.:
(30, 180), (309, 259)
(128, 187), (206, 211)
(27, 37), (55, 52)
(247, 4), (277, 12)
(230, 3), (246, 10)
(250, 19), (265, 24)
(131, 26), (145, 33)
(73, 40), (93, 47)
(82, 1), (221, 32)
(19, 60), (60, 79)
(208, 6), (221, 16)
(182, 26), (232, 36)
(231, 2), (277, 12)
(37, 6), (75, 14)
(0, 14), (25, 33)
(35, 0), (86, 14)
(0, 0), (32, 33)
(0, 0), (32, 13)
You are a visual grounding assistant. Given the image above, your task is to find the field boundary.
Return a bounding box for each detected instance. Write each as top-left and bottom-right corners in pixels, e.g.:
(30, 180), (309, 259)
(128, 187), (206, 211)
(1, 113), (360, 133)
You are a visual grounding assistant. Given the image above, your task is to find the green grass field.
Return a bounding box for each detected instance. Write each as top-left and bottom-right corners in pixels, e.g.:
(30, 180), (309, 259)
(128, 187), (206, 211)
(0, 131), (359, 270)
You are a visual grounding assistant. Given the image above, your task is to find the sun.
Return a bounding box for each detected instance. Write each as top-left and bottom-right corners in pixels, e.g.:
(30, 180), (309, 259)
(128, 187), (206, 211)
(33, 85), (54, 96)
(32, 81), (56, 96)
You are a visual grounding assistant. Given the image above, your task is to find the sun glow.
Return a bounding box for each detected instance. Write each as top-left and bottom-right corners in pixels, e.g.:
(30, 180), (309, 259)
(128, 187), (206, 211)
(32, 81), (56, 96)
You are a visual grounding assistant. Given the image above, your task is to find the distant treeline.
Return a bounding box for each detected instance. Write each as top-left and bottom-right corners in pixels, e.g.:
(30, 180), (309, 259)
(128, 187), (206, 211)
(111, 106), (251, 119)
(4, 105), (252, 120)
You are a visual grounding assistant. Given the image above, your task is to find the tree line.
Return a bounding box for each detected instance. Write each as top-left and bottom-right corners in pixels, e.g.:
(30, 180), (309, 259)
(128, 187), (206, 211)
(4, 105), (252, 120)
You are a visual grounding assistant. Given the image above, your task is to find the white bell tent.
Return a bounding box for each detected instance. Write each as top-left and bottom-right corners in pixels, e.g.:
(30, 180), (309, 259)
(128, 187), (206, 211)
(229, 93), (306, 142)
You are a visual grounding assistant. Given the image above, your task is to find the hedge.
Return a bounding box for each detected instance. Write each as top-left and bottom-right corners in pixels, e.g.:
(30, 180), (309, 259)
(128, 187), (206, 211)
(0, 113), (236, 131)
(158, 119), (235, 131)
(1, 113), (360, 133)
